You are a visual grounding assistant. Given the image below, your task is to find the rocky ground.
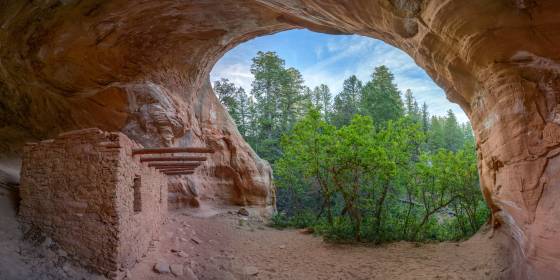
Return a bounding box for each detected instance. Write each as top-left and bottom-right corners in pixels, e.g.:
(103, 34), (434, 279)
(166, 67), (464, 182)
(1, 190), (510, 280)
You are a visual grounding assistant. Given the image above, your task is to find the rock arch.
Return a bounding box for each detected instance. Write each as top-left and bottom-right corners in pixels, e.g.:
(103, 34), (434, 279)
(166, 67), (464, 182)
(1, 1), (559, 278)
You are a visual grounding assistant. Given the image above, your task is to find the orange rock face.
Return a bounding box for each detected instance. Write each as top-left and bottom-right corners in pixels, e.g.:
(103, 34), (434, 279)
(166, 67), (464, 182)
(1, 0), (559, 278)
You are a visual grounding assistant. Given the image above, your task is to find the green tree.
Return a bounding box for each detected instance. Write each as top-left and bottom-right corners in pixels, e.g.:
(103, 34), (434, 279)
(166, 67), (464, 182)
(328, 115), (392, 241)
(427, 116), (445, 152)
(311, 84), (332, 120)
(276, 109), (336, 223)
(443, 110), (464, 152)
(421, 102), (430, 134)
(279, 67), (306, 132)
(404, 89), (420, 121)
(462, 123), (475, 144)
(297, 87), (314, 118)
(245, 97), (259, 144)
(250, 51), (284, 140)
(214, 78), (251, 136)
(360, 66), (404, 125)
(411, 141), (488, 241)
(249, 51), (308, 161)
(367, 118), (423, 242)
(214, 78), (240, 119)
(236, 88), (250, 137)
(331, 75), (362, 127)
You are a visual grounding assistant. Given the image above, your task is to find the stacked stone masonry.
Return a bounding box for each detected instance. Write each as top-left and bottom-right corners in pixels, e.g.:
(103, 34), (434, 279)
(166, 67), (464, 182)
(19, 128), (168, 278)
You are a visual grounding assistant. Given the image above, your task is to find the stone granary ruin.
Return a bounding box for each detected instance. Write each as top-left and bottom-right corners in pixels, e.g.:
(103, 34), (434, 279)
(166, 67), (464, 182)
(18, 128), (213, 277)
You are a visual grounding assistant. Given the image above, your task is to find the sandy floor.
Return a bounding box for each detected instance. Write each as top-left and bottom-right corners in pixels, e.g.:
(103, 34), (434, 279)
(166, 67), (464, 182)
(129, 204), (510, 280)
(1, 190), (510, 280)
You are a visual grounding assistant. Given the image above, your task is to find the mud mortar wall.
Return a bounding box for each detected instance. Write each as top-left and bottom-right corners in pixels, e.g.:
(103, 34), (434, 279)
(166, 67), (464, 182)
(115, 132), (168, 271)
(19, 128), (168, 277)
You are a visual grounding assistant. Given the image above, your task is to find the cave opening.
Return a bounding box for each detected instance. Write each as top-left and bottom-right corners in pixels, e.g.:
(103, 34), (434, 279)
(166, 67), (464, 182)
(210, 29), (488, 243)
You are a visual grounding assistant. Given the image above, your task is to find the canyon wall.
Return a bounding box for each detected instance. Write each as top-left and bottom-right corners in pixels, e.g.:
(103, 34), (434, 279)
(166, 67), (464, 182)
(1, 0), (559, 278)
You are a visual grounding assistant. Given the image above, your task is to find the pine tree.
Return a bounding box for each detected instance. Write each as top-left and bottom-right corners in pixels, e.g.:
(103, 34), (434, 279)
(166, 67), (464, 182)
(404, 89), (421, 122)
(443, 109), (464, 152)
(404, 89), (414, 115)
(250, 51), (286, 140)
(279, 67), (306, 132)
(360, 66), (404, 126)
(421, 102), (429, 134)
(249, 51), (308, 162)
(297, 86), (314, 117)
(462, 123), (475, 145)
(245, 96), (258, 146)
(214, 78), (242, 126)
(236, 88), (250, 137)
(428, 116), (445, 152)
(312, 84), (332, 120)
(331, 75), (362, 127)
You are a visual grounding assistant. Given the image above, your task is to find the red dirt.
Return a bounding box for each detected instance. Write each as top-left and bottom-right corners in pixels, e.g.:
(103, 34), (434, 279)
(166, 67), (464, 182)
(0, 191), (510, 280)
(129, 204), (510, 280)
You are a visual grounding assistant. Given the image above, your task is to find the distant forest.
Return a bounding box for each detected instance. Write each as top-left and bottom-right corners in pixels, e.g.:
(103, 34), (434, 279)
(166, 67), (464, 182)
(214, 51), (488, 242)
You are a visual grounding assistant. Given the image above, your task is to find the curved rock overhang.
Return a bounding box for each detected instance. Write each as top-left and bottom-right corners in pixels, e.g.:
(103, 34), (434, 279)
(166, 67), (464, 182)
(1, 0), (559, 278)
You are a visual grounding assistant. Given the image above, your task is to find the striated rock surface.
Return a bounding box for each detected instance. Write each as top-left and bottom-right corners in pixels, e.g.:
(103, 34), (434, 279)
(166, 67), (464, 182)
(0, 0), (559, 278)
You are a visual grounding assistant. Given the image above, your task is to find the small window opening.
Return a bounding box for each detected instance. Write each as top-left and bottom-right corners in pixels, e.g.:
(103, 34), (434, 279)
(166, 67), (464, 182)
(133, 176), (142, 213)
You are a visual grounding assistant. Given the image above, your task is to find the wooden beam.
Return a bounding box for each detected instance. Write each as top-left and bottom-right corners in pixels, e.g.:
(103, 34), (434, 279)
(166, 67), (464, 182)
(152, 166), (199, 170)
(156, 167), (197, 172)
(153, 165), (198, 169)
(133, 147), (213, 155)
(140, 156), (207, 163)
(148, 162), (200, 168)
(164, 171), (195, 176)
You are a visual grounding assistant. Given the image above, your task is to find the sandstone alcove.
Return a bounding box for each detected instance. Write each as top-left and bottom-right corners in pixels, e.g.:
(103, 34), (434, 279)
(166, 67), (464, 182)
(0, 1), (559, 279)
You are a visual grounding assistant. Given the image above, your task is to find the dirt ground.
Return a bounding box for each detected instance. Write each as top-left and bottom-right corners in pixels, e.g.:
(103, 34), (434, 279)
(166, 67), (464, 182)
(130, 204), (510, 280)
(1, 189), (510, 280)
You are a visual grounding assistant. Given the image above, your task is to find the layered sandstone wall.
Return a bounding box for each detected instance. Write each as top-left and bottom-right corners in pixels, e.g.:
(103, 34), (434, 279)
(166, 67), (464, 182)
(0, 0), (277, 210)
(19, 128), (168, 277)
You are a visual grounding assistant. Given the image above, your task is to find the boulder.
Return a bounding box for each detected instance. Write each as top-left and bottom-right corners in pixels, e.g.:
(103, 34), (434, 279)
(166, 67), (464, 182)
(153, 262), (171, 274)
(237, 208), (250, 216)
(170, 264), (184, 276)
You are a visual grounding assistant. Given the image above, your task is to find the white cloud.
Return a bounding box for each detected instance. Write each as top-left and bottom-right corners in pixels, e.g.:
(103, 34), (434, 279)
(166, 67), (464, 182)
(300, 36), (468, 122)
(210, 33), (469, 123)
(314, 46), (323, 59)
(210, 61), (253, 90)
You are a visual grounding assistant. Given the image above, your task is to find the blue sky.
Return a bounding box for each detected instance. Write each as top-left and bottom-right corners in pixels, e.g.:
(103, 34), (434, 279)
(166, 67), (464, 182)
(211, 29), (468, 123)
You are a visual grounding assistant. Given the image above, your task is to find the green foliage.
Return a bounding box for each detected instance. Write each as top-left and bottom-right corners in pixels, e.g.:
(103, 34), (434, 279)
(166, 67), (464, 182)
(213, 78), (245, 129)
(331, 75), (362, 127)
(404, 89), (420, 121)
(270, 211), (317, 229)
(247, 52), (309, 162)
(311, 84), (333, 119)
(214, 51), (488, 244)
(360, 66), (404, 126)
(273, 111), (487, 242)
(427, 110), (465, 153)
